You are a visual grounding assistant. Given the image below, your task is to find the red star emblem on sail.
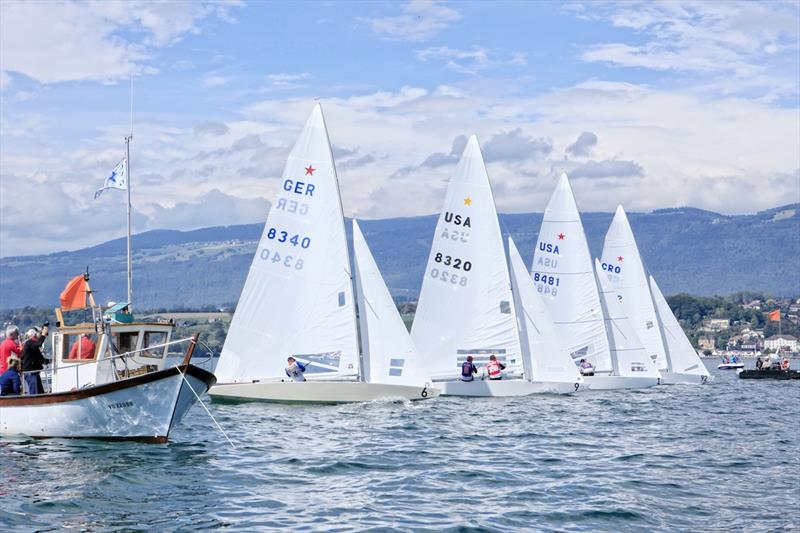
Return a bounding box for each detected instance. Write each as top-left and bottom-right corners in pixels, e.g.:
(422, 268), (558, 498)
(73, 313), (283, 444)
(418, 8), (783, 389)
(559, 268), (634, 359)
(305, 165), (315, 175)
(617, 256), (624, 262)
(558, 233), (565, 240)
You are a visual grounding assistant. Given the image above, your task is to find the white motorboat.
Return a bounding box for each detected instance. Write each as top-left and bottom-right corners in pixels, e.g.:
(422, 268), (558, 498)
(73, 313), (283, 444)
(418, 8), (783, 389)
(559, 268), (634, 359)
(0, 278), (215, 442)
(208, 104), (437, 403)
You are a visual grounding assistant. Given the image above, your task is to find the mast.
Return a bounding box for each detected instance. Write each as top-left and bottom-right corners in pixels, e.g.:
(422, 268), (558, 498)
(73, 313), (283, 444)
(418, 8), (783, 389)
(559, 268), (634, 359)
(125, 74), (133, 307)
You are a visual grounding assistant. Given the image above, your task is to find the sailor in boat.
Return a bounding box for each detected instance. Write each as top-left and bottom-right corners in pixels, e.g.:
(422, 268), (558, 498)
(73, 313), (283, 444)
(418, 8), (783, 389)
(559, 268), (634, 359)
(21, 324), (49, 394)
(68, 333), (96, 360)
(0, 325), (22, 373)
(579, 358), (595, 376)
(0, 354), (22, 396)
(760, 353), (773, 371)
(461, 355), (478, 382)
(781, 358), (790, 371)
(285, 356), (307, 382)
(486, 355), (506, 380)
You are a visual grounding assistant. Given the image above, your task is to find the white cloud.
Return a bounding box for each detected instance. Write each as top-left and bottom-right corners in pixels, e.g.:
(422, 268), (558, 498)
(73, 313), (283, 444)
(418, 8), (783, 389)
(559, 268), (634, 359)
(364, 0), (461, 42)
(0, 1), (241, 86)
(202, 74), (229, 87)
(415, 46), (526, 74)
(266, 72), (311, 85)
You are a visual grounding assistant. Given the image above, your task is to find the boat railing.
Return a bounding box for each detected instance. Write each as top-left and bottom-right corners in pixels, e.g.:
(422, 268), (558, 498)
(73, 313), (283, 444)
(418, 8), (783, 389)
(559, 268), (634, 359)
(19, 336), (198, 395)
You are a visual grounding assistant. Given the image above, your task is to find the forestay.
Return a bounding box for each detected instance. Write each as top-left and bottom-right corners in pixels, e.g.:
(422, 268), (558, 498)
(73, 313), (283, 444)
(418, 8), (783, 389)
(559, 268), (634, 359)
(650, 275), (709, 377)
(530, 172), (612, 372)
(595, 259), (661, 379)
(353, 220), (429, 386)
(216, 104), (359, 383)
(600, 206), (669, 371)
(411, 135), (522, 379)
(507, 237), (582, 385)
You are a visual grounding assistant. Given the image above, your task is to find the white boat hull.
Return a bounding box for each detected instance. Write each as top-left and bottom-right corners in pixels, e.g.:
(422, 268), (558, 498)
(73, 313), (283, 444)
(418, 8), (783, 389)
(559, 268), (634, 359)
(208, 380), (440, 403)
(0, 365), (215, 443)
(581, 374), (660, 390)
(661, 371), (712, 384)
(438, 379), (581, 397)
(717, 363), (745, 370)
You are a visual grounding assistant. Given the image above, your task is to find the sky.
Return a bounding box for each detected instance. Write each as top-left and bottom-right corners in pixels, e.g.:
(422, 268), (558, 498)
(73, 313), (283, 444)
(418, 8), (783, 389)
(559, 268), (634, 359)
(1, 0), (799, 257)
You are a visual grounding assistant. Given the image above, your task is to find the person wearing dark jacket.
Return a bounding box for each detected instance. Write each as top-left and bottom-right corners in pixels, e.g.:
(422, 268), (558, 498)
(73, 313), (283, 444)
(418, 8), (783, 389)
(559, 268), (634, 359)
(21, 325), (49, 395)
(0, 354), (22, 395)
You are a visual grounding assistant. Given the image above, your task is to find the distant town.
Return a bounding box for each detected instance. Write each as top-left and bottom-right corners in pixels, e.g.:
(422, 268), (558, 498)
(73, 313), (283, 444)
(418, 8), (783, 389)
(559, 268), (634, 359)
(2, 291), (799, 358)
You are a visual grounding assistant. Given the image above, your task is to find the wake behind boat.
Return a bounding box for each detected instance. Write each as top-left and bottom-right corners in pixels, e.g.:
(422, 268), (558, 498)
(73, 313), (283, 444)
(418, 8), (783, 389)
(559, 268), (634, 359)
(0, 276), (215, 442)
(208, 104), (437, 404)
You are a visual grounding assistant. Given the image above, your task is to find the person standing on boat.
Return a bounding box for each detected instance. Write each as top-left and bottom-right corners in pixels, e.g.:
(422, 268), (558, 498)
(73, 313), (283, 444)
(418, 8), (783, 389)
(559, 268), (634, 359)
(0, 325), (22, 373)
(285, 356), (307, 382)
(461, 355), (478, 382)
(21, 325), (49, 394)
(0, 354), (22, 396)
(68, 334), (96, 360)
(486, 354), (506, 380)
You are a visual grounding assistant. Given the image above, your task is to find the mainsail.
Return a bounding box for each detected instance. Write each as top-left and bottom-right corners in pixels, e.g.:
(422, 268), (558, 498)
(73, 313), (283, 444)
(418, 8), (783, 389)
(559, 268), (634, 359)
(508, 237), (581, 385)
(216, 104), (359, 382)
(353, 220), (428, 386)
(650, 275), (710, 377)
(600, 206), (669, 371)
(595, 259), (661, 379)
(411, 135), (522, 378)
(530, 172), (612, 372)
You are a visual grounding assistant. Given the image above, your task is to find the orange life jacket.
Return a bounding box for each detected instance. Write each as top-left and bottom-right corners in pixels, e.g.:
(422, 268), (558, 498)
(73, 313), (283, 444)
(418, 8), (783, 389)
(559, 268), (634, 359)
(487, 360), (502, 378)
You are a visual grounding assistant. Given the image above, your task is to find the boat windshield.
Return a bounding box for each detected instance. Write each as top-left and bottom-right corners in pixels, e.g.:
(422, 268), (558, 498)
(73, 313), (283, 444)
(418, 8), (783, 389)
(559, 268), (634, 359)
(62, 333), (99, 361)
(141, 331), (168, 358)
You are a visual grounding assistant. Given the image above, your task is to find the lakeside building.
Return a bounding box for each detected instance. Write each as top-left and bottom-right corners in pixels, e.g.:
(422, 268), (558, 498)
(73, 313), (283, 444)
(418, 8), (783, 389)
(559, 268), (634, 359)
(764, 335), (799, 353)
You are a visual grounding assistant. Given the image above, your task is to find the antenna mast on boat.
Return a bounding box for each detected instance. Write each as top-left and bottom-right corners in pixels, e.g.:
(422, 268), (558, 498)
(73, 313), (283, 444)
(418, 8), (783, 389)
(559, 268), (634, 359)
(125, 74), (133, 308)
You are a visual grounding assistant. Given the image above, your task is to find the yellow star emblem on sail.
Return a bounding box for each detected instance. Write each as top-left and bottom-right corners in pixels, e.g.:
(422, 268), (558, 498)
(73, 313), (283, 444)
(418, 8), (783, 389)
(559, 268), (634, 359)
(463, 197), (472, 206)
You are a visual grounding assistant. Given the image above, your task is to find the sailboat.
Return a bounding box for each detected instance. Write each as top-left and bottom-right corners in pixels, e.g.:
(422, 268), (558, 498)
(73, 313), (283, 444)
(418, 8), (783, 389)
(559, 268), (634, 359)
(600, 206), (709, 384)
(208, 104), (437, 403)
(594, 259), (662, 387)
(411, 136), (579, 396)
(650, 276), (712, 383)
(530, 172), (657, 389)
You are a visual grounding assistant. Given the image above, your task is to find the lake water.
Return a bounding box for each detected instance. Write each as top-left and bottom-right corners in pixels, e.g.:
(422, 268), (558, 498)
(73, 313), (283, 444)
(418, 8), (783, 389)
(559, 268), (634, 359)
(1, 361), (798, 532)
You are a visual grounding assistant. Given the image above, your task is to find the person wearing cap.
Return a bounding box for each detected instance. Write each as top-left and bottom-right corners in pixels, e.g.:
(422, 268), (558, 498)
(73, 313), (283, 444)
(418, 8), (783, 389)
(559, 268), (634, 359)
(285, 356), (307, 382)
(460, 355), (478, 382)
(0, 354), (22, 396)
(579, 358), (595, 376)
(0, 324), (22, 374)
(485, 354), (506, 380)
(21, 325), (49, 394)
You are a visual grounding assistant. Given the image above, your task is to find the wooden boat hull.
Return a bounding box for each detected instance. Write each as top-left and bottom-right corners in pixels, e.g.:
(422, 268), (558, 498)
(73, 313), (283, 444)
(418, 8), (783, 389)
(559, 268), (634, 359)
(581, 374), (660, 390)
(738, 369), (800, 380)
(208, 380), (440, 403)
(438, 379), (581, 397)
(0, 365), (216, 443)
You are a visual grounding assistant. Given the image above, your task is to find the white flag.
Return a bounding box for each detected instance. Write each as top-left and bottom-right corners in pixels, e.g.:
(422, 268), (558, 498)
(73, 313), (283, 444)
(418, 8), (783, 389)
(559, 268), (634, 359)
(94, 158), (127, 199)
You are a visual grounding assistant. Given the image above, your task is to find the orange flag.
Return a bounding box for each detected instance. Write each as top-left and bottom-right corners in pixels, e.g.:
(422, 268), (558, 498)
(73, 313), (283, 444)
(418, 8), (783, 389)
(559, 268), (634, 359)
(768, 310), (781, 322)
(60, 275), (90, 310)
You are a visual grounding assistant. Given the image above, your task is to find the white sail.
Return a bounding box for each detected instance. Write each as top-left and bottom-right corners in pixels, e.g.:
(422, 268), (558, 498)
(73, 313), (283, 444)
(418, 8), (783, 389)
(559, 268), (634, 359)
(650, 275), (710, 377)
(530, 172), (612, 372)
(216, 104), (359, 383)
(508, 237), (582, 385)
(595, 259), (661, 379)
(353, 220), (430, 387)
(600, 205), (669, 371)
(411, 135), (522, 379)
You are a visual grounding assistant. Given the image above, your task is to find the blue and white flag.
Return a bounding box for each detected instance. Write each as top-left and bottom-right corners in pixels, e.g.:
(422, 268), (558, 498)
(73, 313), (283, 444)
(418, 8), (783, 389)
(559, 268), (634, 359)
(94, 158), (127, 199)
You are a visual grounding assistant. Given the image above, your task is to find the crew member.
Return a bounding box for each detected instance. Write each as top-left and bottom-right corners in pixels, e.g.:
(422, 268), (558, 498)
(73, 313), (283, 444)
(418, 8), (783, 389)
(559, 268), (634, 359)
(285, 356), (307, 382)
(21, 325), (49, 394)
(0, 354), (22, 396)
(486, 354), (506, 380)
(0, 325), (22, 373)
(461, 355), (478, 382)
(68, 334), (96, 360)
(579, 358), (595, 375)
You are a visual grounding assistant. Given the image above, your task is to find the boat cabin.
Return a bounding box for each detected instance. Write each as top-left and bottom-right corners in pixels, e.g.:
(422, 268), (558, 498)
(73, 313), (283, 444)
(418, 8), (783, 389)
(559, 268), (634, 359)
(49, 304), (174, 393)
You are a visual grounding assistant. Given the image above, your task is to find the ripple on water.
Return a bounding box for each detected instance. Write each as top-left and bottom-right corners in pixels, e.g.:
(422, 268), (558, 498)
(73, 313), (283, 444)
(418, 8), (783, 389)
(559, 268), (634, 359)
(1, 363), (798, 532)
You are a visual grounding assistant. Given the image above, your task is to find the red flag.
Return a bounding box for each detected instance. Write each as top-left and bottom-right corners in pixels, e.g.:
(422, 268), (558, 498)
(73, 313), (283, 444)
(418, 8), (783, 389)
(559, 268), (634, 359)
(768, 310), (781, 322)
(60, 275), (89, 311)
